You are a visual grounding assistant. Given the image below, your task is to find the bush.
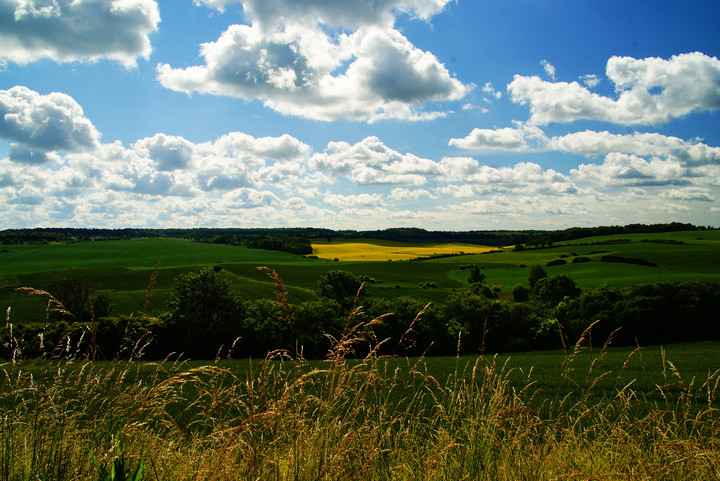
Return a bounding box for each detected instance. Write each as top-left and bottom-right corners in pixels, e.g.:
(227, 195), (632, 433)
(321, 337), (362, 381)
(470, 282), (497, 299)
(512, 284), (530, 302)
(600, 255), (657, 267)
(546, 259), (567, 266)
(572, 256), (591, 263)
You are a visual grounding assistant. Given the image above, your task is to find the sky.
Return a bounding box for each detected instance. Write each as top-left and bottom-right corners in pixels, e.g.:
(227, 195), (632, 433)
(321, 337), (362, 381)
(1, 0), (719, 231)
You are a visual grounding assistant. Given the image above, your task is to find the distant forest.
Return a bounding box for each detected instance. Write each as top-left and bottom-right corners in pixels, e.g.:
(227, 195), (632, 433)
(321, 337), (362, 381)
(0, 222), (712, 253)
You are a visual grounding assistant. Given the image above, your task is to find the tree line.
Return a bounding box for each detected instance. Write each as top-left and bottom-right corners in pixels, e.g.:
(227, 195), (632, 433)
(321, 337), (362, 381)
(3, 222), (712, 247)
(3, 266), (719, 361)
(523, 222), (707, 248)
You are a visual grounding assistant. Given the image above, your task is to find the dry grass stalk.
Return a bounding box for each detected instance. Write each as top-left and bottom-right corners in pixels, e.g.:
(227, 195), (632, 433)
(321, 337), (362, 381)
(394, 302), (431, 355)
(15, 286), (75, 320)
(143, 258), (161, 311)
(258, 266), (298, 358)
(2, 275), (719, 479)
(0, 344), (719, 480)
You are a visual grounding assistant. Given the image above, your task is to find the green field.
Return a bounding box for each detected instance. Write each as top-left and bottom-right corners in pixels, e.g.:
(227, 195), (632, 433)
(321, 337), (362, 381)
(399, 341), (720, 405)
(0, 238), (325, 320)
(2, 230), (720, 321)
(198, 340), (720, 407)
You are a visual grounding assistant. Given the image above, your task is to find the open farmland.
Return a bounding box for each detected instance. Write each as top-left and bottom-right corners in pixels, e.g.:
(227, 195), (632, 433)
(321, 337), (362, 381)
(0, 238), (324, 321)
(311, 238), (498, 261)
(441, 229), (720, 291)
(2, 230), (720, 322)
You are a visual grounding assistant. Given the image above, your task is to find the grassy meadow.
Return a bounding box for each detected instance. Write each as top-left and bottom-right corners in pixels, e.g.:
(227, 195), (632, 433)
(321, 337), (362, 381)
(2, 230), (720, 321)
(1, 336), (719, 480)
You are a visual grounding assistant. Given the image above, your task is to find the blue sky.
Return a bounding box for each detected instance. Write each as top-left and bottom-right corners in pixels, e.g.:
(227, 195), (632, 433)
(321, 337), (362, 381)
(1, 0), (719, 230)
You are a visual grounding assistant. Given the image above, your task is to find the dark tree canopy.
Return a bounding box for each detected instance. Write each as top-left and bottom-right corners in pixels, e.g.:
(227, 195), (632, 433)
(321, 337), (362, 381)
(317, 270), (364, 310)
(167, 267), (244, 356)
(528, 264), (547, 290)
(512, 284), (530, 302)
(532, 274), (581, 307)
(467, 265), (486, 285)
(50, 278), (112, 323)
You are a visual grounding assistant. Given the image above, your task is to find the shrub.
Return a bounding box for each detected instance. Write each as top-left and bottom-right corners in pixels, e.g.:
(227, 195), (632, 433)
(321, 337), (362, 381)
(546, 259), (567, 266)
(572, 256), (591, 263)
(512, 284), (530, 302)
(470, 282), (496, 299)
(600, 255), (657, 267)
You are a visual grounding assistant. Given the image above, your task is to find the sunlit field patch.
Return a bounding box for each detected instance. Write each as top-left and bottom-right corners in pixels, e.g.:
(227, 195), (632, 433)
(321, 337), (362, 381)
(311, 238), (498, 261)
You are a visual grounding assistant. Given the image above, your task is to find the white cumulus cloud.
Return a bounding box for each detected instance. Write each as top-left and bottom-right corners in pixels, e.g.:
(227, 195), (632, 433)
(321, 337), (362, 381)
(311, 136), (437, 185)
(133, 134), (194, 171)
(449, 123), (548, 151)
(0, 86), (100, 163)
(509, 52), (720, 125)
(158, 1), (466, 122)
(481, 81), (501, 100)
(0, 0), (160, 67)
(323, 192), (384, 208)
(579, 74), (600, 88)
(195, 0), (451, 27)
(571, 153), (686, 187)
(548, 130), (720, 166)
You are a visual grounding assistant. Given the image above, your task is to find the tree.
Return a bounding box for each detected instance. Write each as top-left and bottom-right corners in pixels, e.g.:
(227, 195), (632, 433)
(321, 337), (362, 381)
(470, 282), (497, 299)
(512, 284), (530, 302)
(531, 274), (581, 307)
(467, 264), (495, 298)
(293, 298), (345, 358)
(440, 292), (539, 354)
(167, 267), (243, 357)
(92, 292), (114, 319)
(239, 299), (286, 357)
(51, 278), (113, 323)
(528, 264), (547, 290)
(467, 264), (486, 285)
(317, 270), (364, 310)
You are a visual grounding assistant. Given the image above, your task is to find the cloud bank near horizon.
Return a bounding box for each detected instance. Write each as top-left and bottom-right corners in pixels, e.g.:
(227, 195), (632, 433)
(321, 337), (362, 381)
(2, 51), (719, 229)
(0, 1), (718, 230)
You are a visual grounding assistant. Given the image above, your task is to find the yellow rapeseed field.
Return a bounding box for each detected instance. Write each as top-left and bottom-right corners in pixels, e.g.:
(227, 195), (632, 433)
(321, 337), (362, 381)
(311, 238), (499, 261)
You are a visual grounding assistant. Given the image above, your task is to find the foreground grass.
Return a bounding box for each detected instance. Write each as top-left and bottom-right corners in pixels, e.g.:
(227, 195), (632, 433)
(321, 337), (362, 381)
(2, 335), (719, 480)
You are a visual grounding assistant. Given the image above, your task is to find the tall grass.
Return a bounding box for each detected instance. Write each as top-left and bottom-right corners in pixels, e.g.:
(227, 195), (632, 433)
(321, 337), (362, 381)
(1, 271), (719, 480)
